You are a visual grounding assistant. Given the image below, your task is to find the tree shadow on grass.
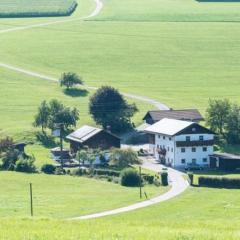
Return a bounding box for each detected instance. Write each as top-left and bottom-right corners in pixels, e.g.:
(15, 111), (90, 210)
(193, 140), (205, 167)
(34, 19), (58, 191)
(35, 132), (57, 149)
(63, 88), (89, 98)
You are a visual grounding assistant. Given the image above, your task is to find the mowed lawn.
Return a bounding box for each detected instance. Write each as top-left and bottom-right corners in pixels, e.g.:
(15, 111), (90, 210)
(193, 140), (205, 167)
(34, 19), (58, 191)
(0, 171), (166, 218)
(0, 187), (240, 239)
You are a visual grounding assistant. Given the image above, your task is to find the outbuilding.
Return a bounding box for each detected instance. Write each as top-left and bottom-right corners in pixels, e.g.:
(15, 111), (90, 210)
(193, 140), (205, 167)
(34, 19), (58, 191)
(66, 125), (121, 153)
(210, 153), (240, 171)
(143, 109), (204, 125)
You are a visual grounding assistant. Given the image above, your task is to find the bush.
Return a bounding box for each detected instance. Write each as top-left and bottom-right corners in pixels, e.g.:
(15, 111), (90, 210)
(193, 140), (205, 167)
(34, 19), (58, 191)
(161, 172), (168, 186)
(187, 172), (194, 185)
(142, 174), (154, 184)
(54, 167), (66, 175)
(93, 168), (120, 177)
(41, 164), (56, 174)
(120, 168), (141, 187)
(72, 168), (88, 176)
(198, 176), (240, 189)
(15, 158), (36, 173)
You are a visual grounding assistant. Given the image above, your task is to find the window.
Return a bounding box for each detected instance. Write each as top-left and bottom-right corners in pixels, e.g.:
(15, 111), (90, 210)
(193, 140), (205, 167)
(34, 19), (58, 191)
(203, 158), (207, 163)
(169, 137), (172, 141)
(186, 136), (190, 141)
(192, 159), (196, 164)
(163, 136), (166, 140)
(199, 135), (204, 141)
(203, 147), (207, 152)
(168, 147), (170, 151)
(181, 148), (185, 153)
(158, 135), (161, 139)
(181, 159), (186, 164)
(171, 148), (173, 152)
(192, 147), (196, 152)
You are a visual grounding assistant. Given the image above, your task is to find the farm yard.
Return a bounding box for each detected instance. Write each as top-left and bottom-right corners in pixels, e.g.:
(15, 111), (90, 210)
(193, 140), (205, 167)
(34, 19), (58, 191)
(0, 0), (240, 239)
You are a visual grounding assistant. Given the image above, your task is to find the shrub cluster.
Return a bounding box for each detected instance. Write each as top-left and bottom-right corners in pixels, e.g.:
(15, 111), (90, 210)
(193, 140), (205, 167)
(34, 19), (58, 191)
(142, 174), (154, 184)
(41, 164), (56, 174)
(120, 168), (141, 187)
(93, 169), (120, 177)
(198, 176), (240, 189)
(161, 172), (168, 186)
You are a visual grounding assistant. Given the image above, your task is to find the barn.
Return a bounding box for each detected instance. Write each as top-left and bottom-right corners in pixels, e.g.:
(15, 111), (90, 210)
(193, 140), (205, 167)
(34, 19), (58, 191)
(66, 125), (121, 153)
(210, 153), (240, 171)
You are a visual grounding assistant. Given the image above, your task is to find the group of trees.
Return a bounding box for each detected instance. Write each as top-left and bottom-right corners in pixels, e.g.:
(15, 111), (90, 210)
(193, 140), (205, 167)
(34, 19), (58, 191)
(33, 72), (138, 134)
(0, 137), (36, 173)
(33, 99), (79, 133)
(206, 99), (240, 144)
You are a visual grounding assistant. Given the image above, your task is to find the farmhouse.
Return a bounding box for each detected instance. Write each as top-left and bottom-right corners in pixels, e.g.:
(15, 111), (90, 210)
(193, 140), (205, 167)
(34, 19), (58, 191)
(143, 109), (204, 125)
(66, 125), (121, 153)
(144, 118), (214, 168)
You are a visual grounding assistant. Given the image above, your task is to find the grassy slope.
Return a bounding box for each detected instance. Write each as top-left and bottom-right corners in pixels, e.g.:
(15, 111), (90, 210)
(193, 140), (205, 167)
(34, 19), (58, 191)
(0, 1), (239, 114)
(0, 171), (165, 218)
(99, 0), (240, 22)
(0, 0), (76, 15)
(0, 67), (151, 166)
(1, 187), (240, 239)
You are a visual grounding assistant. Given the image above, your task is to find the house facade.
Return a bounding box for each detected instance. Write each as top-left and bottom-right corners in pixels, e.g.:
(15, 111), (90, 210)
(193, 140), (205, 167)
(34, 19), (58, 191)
(144, 118), (214, 168)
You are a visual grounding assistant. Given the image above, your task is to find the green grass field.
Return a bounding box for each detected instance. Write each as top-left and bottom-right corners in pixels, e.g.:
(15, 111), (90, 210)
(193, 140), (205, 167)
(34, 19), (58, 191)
(0, 0), (77, 17)
(0, 171), (166, 218)
(0, 0), (240, 238)
(0, 187), (240, 239)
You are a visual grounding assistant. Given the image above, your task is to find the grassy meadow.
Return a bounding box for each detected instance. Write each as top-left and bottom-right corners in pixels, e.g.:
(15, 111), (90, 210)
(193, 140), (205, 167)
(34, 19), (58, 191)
(0, 0), (77, 17)
(0, 171), (166, 218)
(0, 0), (240, 239)
(0, 187), (240, 239)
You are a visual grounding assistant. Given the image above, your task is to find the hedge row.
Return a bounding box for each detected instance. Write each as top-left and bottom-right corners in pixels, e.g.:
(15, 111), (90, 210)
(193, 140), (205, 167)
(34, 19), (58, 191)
(199, 176), (240, 189)
(0, 2), (77, 18)
(93, 169), (120, 177)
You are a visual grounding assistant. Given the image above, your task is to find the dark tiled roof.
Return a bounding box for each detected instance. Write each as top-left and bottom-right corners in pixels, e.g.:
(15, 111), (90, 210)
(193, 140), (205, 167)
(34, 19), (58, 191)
(143, 109), (204, 122)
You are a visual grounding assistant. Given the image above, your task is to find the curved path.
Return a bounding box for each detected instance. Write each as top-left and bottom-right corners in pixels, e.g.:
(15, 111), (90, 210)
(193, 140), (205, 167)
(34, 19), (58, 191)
(0, 0), (188, 220)
(71, 158), (189, 220)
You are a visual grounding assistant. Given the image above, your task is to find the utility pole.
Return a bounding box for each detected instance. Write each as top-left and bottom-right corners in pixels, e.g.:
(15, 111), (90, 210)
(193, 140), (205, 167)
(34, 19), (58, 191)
(29, 183), (33, 217)
(139, 166), (142, 199)
(59, 123), (64, 169)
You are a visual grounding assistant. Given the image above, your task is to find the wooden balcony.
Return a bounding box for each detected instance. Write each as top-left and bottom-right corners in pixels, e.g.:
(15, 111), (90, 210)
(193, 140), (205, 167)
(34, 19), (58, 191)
(176, 140), (214, 147)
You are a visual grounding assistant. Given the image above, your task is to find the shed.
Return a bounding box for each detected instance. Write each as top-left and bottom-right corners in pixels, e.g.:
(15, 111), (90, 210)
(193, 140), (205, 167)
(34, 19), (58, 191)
(66, 125), (121, 153)
(210, 153), (240, 171)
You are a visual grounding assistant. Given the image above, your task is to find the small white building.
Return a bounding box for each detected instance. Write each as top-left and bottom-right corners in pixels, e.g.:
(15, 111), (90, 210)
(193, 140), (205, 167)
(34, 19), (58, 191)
(144, 118), (215, 168)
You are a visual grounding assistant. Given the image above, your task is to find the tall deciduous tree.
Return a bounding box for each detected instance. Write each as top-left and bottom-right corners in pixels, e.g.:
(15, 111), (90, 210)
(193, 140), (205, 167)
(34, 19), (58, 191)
(33, 100), (50, 133)
(206, 99), (231, 136)
(89, 86), (138, 132)
(109, 148), (141, 169)
(59, 72), (83, 89)
(33, 99), (79, 132)
(226, 104), (240, 144)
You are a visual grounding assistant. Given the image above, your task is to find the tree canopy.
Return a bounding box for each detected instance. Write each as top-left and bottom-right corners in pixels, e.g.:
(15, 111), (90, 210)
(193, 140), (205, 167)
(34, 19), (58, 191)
(33, 99), (79, 132)
(206, 98), (240, 144)
(109, 148), (141, 169)
(89, 86), (138, 132)
(59, 72), (83, 89)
